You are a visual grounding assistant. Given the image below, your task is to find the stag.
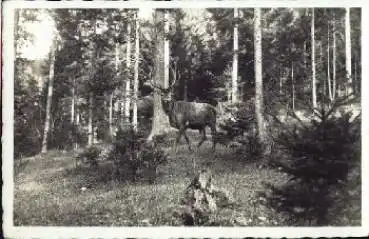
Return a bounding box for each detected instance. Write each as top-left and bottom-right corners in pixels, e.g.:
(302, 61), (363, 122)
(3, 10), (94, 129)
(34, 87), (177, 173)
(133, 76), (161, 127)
(150, 63), (218, 152)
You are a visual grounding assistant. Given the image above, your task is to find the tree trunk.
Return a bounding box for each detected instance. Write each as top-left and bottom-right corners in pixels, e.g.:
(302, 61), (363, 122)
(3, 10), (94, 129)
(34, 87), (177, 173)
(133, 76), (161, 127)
(311, 8), (317, 108)
(327, 21), (332, 101)
(132, 12), (140, 131)
(125, 22), (132, 124)
(164, 10), (170, 92)
(291, 61), (295, 112)
(227, 80), (232, 103)
(332, 13), (337, 100)
(254, 8), (266, 151)
(41, 39), (56, 153)
(304, 41), (307, 76)
(71, 76), (75, 124)
(109, 92), (113, 137)
(354, 53), (357, 94)
(111, 29), (120, 137)
(320, 42), (326, 98)
(75, 105), (79, 150)
(76, 107), (80, 126)
(148, 10), (171, 140)
(279, 67), (282, 96)
(88, 92), (93, 146)
(232, 8), (239, 104)
(345, 7), (352, 95)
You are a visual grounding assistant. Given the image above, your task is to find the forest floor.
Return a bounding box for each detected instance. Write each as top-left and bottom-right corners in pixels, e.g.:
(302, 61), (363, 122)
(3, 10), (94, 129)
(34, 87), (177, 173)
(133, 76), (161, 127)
(14, 132), (361, 226)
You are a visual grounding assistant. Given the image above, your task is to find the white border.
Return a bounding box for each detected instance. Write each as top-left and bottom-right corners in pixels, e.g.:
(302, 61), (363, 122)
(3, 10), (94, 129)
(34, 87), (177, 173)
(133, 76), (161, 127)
(2, 0), (368, 238)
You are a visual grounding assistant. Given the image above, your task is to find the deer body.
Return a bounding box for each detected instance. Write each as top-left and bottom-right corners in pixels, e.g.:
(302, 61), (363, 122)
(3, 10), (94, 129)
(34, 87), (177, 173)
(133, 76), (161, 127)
(162, 100), (217, 151)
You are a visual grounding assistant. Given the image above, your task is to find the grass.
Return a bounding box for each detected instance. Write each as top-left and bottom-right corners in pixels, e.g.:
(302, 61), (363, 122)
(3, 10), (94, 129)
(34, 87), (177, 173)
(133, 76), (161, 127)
(14, 132), (360, 226)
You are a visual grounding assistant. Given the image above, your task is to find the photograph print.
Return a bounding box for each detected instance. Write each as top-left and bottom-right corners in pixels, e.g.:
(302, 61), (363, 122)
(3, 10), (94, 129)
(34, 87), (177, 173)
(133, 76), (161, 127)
(3, 0), (365, 237)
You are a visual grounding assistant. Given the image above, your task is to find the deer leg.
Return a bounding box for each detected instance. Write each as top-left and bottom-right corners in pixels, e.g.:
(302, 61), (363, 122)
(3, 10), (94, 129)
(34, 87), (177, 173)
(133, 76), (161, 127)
(182, 130), (192, 151)
(197, 128), (207, 148)
(210, 125), (217, 152)
(176, 126), (192, 152)
(175, 129), (183, 152)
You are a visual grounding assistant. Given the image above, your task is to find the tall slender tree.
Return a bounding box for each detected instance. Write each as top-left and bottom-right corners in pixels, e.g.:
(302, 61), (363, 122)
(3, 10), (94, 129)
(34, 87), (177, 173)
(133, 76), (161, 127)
(327, 19), (332, 101)
(332, 11), (337, 100)
(125, 19), (132, 123)
(232, 8), (239, 104)
(164, 10), (170, 91)
(345, 7), (352, 95)
(132, 11), (140, 131)
(41, 37), (57, 153)
(291, 61), (295, 111)
(254, 8), (265, 150)
(311, 8), (317, 108)
(88, 91), (93, 145)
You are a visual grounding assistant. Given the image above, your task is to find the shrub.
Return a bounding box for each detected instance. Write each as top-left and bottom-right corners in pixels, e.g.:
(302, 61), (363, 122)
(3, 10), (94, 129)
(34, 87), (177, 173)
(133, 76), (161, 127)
(75, 145), (102, 168)
(218, 99), (271, 157)
(109, 126), (167, 182)
(262, 95), (361, 225)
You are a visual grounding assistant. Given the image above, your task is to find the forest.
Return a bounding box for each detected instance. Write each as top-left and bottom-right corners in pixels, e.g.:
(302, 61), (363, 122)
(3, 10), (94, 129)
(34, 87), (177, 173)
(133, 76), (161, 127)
(13, 7), (361, 227)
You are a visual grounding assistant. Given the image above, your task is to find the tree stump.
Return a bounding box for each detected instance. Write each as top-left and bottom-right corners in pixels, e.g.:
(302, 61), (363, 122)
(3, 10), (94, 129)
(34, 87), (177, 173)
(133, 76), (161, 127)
(179, 169), (235, 225)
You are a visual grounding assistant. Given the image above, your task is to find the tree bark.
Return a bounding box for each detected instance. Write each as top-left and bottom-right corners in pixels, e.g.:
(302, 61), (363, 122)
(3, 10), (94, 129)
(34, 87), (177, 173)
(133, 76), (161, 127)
(320, 42), (326, 97)
(327, 21), (332, 101)
(88, 92), (93, 146)
(132, 12), (140, 131)
(311, 8), (317, 108)
(76, 107), (80, 126)
(332, 13), (337, 100)
(279, 67), (283, 96)
(345, 7), (352, 95)
(354, 53), (357, 94)
(232, 8), (239, 104)
(164, 10), (170, 92)
(109, 93), (114, 137)
(148, 10), (171, 140)
(41, 39), (56, 153)
(111, 28), (120, 137)
(254, 8), (266, 149)
(71, 76), (75, 124)
(125, 21), (132, 124)
(291, 61), (295, 111)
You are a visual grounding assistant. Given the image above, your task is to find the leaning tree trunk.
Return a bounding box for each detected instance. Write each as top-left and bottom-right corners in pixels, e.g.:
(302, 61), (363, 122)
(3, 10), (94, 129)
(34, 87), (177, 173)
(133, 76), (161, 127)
(41, 39), (56, 153)
(345, 7), (352, 95)
(148, 10), (171, 140)
(311, 8), (317, 108)
(232, 8), (239, 104)
(125, 21), (132, 124)
(254, 8), (266, 153)
(132, 12), (140, 131)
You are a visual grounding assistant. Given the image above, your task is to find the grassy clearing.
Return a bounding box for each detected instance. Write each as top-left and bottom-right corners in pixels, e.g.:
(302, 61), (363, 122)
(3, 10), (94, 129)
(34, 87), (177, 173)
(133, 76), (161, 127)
(14, 137), (288, 226)
(14, 133), (360, 226)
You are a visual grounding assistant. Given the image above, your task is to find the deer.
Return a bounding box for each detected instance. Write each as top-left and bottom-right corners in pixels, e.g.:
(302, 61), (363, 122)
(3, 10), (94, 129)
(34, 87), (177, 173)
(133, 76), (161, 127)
(148, 62), (218, 152)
